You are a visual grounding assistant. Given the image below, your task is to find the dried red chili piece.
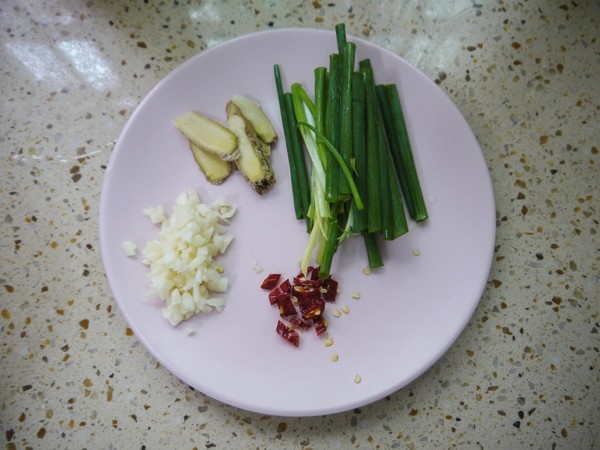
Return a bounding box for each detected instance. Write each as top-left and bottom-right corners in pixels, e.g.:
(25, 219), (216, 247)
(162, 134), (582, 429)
(291, 284), (319, 302)
(313, 316), (328, 336)
(288, 316), (311, 330)
(297, 296), (325, 320)
(292, 274), (321, 288)
(261, 273), (281, 290)
(296, 266), (320, 281)
(276, 320), (299, 347)
(321, 277), (338, 302)
(306, 266), (321, 280)
(268, 279), (291, 305)
(266, 270), (340, 347)
(277, 295), (297, 318)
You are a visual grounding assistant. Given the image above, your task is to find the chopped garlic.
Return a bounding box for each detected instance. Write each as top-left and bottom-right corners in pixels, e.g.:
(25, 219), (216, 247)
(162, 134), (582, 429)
(331, 353), (339, 362)
(141, 189), (235, 326)
(121, 241), (137, 256)
(352, 292), (361, 299)
(143, 205), (166, 224)
(341, 305), (350, 314)
(362, 267), (372, 276)
(354, 374), (362, 384)
(251, 260), (263, 274)
(211, 196), (236, 221)
(412, 248), (421, 256)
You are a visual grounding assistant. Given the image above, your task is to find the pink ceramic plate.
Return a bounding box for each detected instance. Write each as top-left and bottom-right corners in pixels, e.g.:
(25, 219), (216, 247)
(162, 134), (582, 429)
(99, 28), (495, 416)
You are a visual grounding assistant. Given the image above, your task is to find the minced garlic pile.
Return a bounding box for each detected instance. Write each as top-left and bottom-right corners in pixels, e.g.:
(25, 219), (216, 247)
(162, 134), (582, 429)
(139, 189), (235, 326)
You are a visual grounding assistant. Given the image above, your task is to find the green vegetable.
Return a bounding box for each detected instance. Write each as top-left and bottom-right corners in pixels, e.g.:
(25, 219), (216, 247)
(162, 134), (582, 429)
(291, 83), (331, 273)
(296, 121), (364, 211)
(387, 157), (409, 239)
(377, 83), (429, 222)
(273, 23), (428, 276)
(359, 60), (382, 235)
(362, 231), (383, 269)
(376, 112), (393, 239)
(274, 64), (310, 220)
(314, 67), (329, 167)
(338, 41), (356, 197)
(318, 203), (342, 279)
(325, 54), (341, 202)
(373, 89), (409, 240)
(284, 93), (312, 227)
(335, 23), (348, 57)
(350, 71), (368, 232)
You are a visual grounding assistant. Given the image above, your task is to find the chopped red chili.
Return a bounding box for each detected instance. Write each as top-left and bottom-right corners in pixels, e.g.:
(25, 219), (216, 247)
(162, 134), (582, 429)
(276, 320), (299, 347)
(264, 269), (339, 347)
(291, 284), (319, 301)
(297, 296), (325, 320)
(268, 278), (291, 305)
(313, 316), (328, 336)
(305, 266), (321, 280)
(292, 276), (321, 288)
(260, 273), (281, 290)
(321, 277), (338, 302)
(277, 295), (297, 318)
(288, 316), (311, 330)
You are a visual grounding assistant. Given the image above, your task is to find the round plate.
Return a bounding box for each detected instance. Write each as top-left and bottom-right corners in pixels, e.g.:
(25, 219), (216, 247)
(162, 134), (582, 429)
(99, 28), (495, 416)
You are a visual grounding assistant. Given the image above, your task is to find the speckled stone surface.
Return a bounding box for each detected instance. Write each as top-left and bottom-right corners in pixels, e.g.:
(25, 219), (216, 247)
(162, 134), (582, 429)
(1, 0), (598, 448)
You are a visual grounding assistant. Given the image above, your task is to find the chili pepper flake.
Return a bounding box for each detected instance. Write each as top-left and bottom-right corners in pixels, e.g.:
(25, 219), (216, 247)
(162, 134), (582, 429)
(260, 273), (281, 290)
(276, 320), (299, 347)
(264, 267), (338, 347)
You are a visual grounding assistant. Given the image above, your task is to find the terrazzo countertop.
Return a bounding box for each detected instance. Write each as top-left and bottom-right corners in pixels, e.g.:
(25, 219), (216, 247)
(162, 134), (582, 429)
(1, 0), (598, 448)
